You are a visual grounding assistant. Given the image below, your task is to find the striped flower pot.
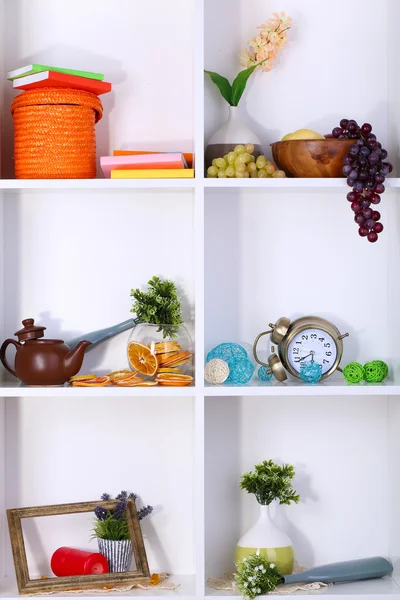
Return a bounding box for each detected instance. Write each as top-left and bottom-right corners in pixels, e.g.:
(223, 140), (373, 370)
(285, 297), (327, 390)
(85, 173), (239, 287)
(97, 538), (133, 572)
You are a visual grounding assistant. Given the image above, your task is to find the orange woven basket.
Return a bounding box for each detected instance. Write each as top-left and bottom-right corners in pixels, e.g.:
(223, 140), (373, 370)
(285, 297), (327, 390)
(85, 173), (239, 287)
(11, 88), (103, 179)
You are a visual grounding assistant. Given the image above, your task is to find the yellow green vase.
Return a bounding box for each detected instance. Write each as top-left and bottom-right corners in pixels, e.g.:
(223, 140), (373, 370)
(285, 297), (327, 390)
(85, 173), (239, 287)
(235, 504), (294, 576)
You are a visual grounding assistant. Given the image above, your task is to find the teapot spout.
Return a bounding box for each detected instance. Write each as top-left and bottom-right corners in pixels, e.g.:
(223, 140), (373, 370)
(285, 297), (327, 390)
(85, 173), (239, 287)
(65, 340), (92, 378)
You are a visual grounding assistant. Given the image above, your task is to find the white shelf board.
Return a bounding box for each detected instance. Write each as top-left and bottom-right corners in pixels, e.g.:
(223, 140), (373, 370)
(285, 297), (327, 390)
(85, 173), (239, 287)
(2, 379), (400, 397)
(1, 178), (399, 191)
(0, 574), (196, 599)
(0, 179), (195, 190)
(0, 381), (195, 397)
(206, 576), (400, 597)
(205, 378), (400, 396)
(204, 178), (400, 189)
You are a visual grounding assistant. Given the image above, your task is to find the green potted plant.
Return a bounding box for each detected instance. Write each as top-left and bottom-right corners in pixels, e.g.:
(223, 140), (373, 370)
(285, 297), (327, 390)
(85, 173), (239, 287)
(128, 276), (193, 385)
(93, 491), (153, 572)
(235, 460), (300, 575)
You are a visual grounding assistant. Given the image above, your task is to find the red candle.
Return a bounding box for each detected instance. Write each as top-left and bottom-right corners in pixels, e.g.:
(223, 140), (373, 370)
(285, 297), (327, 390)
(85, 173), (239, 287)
(51, 547), (109, 576)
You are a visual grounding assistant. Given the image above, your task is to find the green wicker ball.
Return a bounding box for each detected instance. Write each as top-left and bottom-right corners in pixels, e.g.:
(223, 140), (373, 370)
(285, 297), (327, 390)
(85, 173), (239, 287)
(364, 361), (387, 383)
(343, 362), (364, 383)
(371, 360), (388, 379)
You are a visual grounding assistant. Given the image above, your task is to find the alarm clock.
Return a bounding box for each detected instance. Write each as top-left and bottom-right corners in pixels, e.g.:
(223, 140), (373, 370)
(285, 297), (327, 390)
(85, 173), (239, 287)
(253, 316), (349, 382)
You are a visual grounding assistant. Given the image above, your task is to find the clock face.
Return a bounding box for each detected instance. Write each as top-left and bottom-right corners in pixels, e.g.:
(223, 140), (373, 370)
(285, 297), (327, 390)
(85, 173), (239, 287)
(286, 328), (338, 376)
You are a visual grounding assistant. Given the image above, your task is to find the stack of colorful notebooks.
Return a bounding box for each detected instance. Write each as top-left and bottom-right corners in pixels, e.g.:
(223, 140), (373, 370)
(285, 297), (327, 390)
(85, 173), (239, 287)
(100, 150), (194, 179)
(8, 64), (111, 95)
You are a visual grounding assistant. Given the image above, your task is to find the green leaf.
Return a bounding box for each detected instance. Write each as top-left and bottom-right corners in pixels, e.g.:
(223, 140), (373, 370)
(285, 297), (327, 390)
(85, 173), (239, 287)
(204, 70), (232, 105)
(230, 59), (267, 106)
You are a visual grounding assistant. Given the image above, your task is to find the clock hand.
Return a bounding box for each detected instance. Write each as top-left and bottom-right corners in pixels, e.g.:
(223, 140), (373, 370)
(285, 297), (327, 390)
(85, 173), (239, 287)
(299, 353), (312, 362)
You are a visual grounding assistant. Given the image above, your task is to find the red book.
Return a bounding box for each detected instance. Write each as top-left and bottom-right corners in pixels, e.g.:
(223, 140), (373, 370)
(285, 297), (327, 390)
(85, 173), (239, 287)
(13, 71), (111, 95)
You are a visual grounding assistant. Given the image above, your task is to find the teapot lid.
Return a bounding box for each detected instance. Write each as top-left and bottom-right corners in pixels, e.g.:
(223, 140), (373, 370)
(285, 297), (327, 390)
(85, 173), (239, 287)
(14, 319), (46, 341)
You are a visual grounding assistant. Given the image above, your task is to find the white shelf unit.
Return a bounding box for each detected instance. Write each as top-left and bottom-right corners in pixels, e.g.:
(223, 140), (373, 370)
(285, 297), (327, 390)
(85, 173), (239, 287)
(1, 1), (400, 599)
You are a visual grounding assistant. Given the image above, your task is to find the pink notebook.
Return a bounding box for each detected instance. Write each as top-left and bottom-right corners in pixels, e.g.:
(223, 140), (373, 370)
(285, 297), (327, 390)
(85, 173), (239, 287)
(100, 153), (187, 178)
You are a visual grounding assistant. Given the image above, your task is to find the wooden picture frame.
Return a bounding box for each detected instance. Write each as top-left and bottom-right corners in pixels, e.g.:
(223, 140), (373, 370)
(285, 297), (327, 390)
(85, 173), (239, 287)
(7, 499), (150, 595)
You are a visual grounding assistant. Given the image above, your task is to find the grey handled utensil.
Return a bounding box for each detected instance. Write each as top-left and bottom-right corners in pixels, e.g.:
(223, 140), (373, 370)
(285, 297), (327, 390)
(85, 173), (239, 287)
(282, 556), (392, 584)
(66, 318), (136, 351)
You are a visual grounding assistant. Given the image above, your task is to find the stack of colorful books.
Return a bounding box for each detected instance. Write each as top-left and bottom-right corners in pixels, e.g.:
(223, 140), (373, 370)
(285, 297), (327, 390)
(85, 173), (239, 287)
(100, 150), (194, 179)
(8, 64), (112, 95)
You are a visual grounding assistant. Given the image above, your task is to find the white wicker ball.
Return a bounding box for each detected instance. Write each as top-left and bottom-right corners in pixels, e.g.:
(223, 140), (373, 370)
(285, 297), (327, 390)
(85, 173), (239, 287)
(205, 358), (230, 385)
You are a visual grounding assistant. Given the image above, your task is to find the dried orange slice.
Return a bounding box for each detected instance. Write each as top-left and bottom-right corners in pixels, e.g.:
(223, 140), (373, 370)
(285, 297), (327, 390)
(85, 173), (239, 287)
(107, 370), (134, 382)
(128, 342), (158, 376)
(157, 373), (193, 381)
(157, 351), (179, 363)
(115, 378), (146, 387)
(111, 373), (139, 385)
(156, 373), (193, 386)
(69, 373), (97, 382)
(157, 380), (193, 387)
(72, 376), (111, 387)
(151, 341), (181, 355)
(158, 351), (192, 368)
(157, 367), (182, 374)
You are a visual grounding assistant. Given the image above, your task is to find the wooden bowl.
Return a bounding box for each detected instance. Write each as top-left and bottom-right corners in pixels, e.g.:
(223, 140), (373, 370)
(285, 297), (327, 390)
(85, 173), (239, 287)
(271, 139), (355, 177)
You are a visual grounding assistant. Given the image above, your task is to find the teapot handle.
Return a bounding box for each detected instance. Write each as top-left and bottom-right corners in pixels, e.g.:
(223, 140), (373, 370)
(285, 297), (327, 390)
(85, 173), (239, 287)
(0, 339), (21, 377)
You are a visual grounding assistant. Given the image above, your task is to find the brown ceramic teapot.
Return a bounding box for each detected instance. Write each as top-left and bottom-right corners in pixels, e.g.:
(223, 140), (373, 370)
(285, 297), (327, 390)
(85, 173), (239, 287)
(0, 319), (92, 386)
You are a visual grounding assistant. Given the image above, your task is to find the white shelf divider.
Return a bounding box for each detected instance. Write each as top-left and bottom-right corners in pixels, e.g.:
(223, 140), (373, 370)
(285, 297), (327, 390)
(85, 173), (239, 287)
(194, 0), (206, 596)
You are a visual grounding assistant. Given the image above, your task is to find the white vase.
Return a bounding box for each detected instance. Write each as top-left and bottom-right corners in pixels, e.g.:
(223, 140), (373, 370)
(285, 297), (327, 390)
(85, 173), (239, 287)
(205, 106), (262, 167)
(235, 504), (294, 575)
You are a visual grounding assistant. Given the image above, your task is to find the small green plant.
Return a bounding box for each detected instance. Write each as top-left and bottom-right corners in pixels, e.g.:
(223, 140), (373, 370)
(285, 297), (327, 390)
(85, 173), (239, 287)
(235, 553), (282, 599)
(130, 276), (183, 338)
(240, 460), (300, 506)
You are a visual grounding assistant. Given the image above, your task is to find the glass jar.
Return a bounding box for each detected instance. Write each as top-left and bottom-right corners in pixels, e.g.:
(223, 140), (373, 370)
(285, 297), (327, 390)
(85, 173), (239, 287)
(127, 323), (193, 383)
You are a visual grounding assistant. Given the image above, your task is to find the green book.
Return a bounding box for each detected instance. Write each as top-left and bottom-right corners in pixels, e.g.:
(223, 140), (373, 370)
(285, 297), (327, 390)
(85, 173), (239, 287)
(7, 64), (104, 81)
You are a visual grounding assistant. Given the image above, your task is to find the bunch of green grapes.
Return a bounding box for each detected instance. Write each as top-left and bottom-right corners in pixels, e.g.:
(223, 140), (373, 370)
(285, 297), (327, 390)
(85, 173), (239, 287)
(207, 144), (286, 178)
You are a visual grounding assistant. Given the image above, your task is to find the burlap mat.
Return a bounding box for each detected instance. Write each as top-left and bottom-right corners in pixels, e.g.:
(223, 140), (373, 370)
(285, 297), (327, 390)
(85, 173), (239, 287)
(27, 573), (179, 595)
(208, 562), (329, 595)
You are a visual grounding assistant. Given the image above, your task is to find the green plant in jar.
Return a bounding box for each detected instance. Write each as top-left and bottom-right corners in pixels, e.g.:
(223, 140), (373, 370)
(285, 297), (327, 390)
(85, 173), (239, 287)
(130, 276), (183, 339)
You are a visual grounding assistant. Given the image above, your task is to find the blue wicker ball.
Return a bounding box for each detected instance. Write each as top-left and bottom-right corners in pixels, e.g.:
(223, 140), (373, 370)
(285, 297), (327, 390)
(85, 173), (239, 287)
(206, 343), (247, 364)
(258, 366), (273, 381)
(300, 361), (322, 384)
(226, 356), (254, 385)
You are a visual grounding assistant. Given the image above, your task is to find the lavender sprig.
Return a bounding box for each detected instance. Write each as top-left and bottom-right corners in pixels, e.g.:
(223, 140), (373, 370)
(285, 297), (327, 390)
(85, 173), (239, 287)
(113, 496), (128, 520)
(116, 490), (128, 500)
(94, 505), (108, 521)
(138, 505), (153, 521)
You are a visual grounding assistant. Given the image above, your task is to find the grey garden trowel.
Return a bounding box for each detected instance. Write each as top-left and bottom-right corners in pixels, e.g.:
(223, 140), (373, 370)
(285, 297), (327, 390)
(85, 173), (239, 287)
(282, 556), (392, 585)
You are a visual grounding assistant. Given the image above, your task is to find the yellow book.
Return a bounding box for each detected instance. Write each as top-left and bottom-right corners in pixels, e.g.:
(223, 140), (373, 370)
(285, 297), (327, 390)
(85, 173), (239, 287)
(111, 169), (195, 179)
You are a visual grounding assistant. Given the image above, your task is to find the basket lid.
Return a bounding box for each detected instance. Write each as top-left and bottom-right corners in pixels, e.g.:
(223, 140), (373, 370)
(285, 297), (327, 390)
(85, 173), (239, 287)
(11, 87), (103, 123)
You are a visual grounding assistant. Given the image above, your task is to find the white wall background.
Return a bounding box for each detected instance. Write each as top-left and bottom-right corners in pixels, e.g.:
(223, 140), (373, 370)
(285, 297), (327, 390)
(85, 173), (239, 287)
(205, 395), (389, 579)
(5, 396), (194, 578)
(2, 0), (194, 178)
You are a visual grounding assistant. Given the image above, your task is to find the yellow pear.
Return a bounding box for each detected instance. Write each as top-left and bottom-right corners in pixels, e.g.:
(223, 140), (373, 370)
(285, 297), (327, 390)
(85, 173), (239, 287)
(284, 128), (325, 140)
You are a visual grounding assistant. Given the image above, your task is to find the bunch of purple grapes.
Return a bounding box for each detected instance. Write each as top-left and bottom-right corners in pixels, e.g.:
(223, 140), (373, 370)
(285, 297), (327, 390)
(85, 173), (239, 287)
(332, 119), (393, 243)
